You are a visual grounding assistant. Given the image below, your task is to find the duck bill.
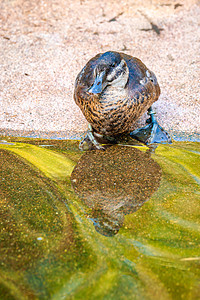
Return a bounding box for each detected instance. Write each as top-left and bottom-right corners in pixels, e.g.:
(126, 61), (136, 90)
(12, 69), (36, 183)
(88, 72), (105, 94)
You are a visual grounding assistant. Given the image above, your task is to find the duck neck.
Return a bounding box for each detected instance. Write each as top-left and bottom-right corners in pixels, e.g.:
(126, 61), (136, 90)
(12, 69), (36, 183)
(100, 85), (128, 105)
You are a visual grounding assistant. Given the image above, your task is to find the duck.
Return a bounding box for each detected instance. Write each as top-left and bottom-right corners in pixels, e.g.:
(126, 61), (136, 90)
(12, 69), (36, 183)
(74, 51), (171, 150)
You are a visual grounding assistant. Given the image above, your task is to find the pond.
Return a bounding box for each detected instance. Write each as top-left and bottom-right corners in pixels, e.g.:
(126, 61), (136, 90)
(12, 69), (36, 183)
(0, 137), (199, 299)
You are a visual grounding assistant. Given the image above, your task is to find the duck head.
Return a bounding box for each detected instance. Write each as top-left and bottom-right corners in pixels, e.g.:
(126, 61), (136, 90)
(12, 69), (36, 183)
(88, 51), (129, 94)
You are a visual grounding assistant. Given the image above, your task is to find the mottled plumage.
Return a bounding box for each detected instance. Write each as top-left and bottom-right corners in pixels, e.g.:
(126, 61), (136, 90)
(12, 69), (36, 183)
(74, 51), (160, 135)
(74, 51), (170, 149)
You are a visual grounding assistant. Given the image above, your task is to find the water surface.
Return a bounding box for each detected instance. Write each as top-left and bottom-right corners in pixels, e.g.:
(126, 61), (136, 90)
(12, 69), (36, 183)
(0, 137), (199, 299)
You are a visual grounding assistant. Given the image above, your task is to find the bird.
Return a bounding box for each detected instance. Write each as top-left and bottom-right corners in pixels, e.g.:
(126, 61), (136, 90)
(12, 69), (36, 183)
(74, 51), (171, 150)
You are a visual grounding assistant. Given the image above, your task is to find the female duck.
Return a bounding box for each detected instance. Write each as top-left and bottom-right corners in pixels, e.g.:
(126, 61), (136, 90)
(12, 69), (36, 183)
(74, 51), (171, 150)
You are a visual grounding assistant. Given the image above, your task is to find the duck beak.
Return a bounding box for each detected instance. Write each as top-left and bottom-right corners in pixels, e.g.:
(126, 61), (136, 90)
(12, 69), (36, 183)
(88, 71), (105, 94)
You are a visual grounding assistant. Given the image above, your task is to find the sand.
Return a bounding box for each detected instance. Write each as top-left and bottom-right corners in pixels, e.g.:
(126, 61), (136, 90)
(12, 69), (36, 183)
(0, 0), (199, 140)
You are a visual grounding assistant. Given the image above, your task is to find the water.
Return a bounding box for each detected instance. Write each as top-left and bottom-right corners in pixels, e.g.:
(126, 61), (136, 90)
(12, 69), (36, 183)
(0, 137), (199, 299)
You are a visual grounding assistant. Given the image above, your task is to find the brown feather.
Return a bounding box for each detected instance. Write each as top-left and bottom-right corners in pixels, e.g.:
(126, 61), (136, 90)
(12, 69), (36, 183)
(74, 52), (160, 137)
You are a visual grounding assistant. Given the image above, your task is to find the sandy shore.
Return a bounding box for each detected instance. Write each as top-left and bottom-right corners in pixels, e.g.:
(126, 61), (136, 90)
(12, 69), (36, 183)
(0, 0), (199, 140)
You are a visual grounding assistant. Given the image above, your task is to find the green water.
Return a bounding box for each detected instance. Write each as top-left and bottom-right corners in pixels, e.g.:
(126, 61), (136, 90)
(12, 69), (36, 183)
(0, 137), (199, 300)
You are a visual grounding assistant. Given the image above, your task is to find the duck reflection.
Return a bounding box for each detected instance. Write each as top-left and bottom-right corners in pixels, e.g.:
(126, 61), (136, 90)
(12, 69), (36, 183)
(71, 145), (161, 237)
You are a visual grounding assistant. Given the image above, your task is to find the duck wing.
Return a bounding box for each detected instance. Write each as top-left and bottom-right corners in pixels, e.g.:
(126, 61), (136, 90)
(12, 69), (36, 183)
(120, 53), (160, 105)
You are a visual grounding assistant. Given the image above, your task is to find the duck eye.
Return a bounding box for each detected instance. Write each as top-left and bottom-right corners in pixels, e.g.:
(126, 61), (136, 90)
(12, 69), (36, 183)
(111, 62), (116, 67)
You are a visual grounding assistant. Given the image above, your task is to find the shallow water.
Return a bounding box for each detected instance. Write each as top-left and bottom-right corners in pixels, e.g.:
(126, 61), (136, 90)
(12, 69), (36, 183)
(0, 137), (199, 300)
